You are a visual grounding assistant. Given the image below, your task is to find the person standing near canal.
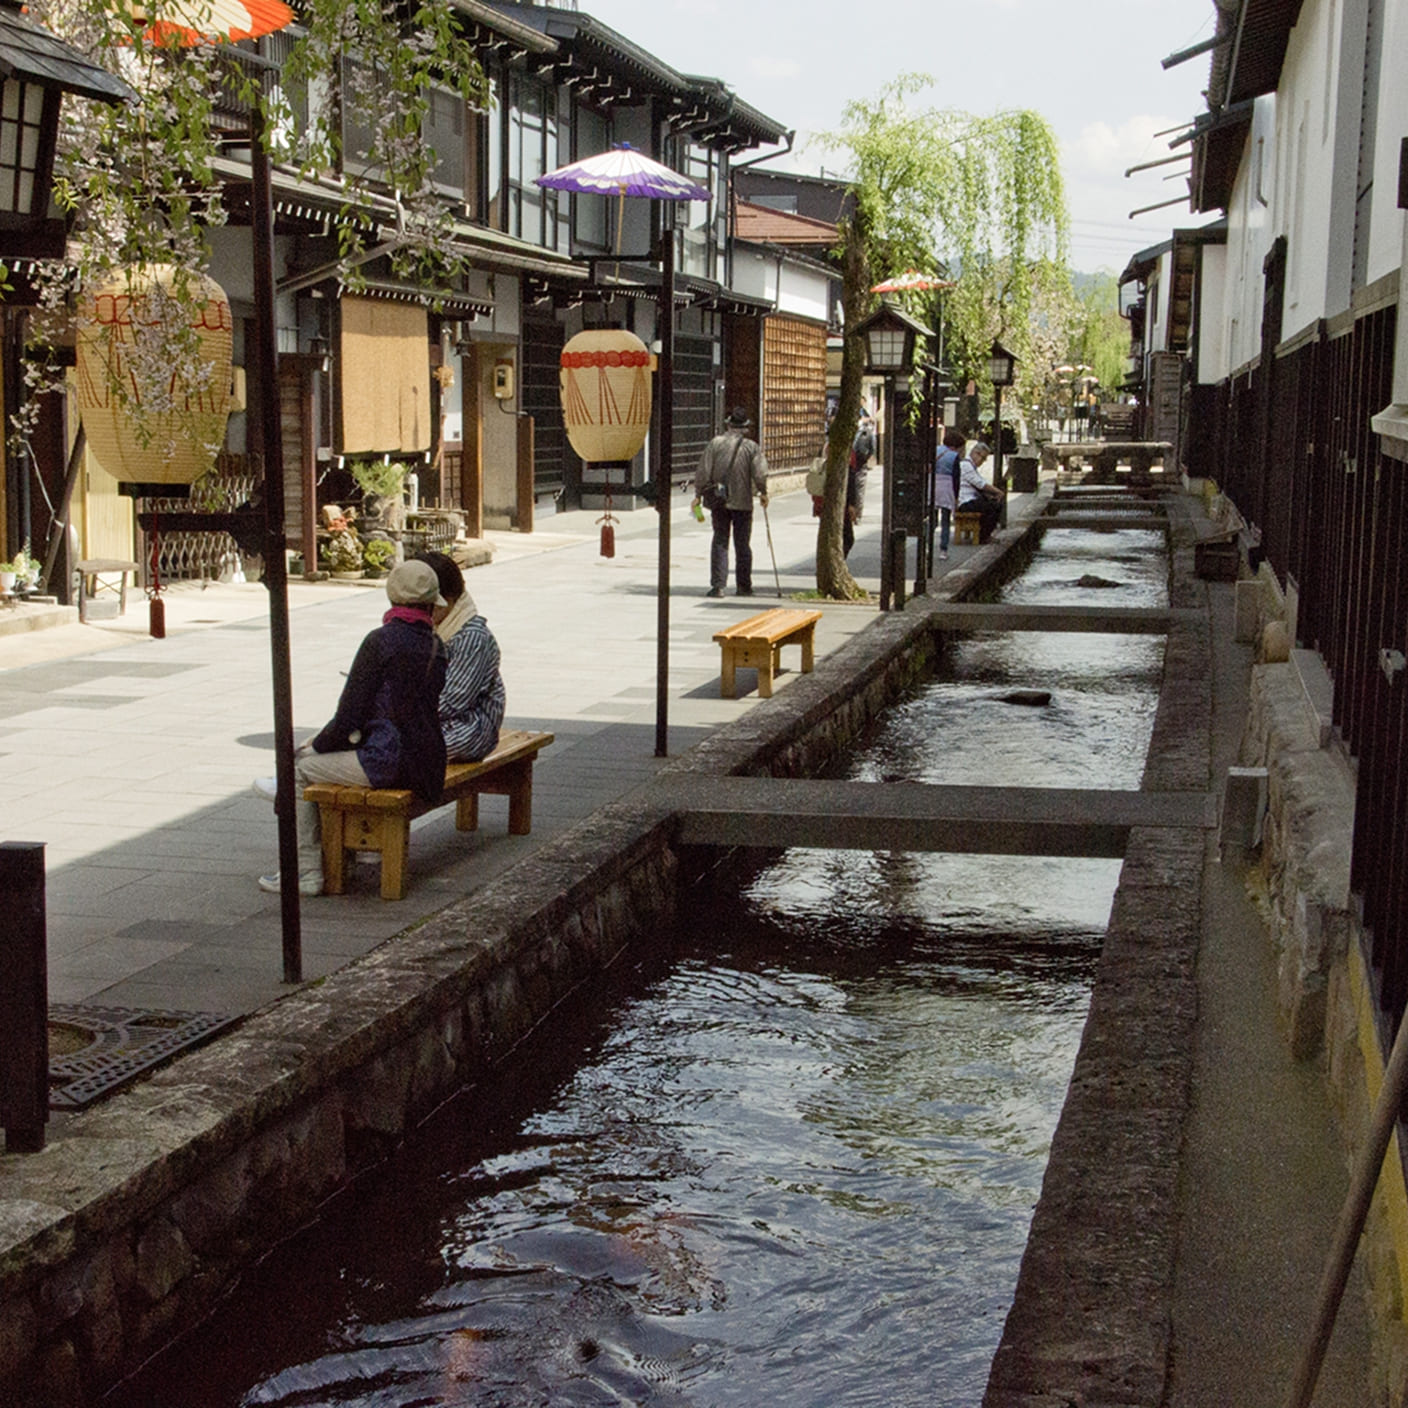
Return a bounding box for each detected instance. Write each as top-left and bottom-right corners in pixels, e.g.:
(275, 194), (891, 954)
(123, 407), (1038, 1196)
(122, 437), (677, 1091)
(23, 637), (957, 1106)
(843, 408), (875, 559)
(932, 427), (965, 561)
(693, 406), (770, 597)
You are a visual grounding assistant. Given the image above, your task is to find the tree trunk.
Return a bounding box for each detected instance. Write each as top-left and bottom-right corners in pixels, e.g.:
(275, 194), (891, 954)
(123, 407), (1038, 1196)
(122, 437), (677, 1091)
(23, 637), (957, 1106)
(816, 225), (870, 600)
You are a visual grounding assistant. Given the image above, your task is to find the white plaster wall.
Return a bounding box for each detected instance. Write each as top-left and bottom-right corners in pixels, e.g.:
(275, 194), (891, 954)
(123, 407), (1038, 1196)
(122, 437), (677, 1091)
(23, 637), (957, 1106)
(730, 247), (827, 321)
(775, 262), (827, 321)
(732, 247), (775, 304)
(1367, 0), (1408, 284)
(1148, 248), (1173, 354)
(1196, 243), (1229, 383)
(1218, 96), (1279, 372)
(1276, 0), (1338, 332)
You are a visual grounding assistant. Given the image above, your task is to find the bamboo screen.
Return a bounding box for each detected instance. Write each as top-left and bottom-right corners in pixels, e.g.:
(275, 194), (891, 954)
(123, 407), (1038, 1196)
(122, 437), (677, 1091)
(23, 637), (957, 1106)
(339, 296), (431, 454)
(762, 316), (828, 469)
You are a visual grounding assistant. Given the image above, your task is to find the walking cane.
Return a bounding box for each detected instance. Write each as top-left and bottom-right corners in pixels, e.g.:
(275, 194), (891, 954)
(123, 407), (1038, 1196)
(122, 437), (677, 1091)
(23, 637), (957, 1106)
(761, 497), (783, 597)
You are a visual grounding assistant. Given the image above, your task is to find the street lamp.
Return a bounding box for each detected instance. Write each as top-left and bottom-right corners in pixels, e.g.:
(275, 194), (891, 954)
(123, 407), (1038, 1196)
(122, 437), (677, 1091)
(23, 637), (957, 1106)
(854, 302), (928, 610)
(988, 339), (1017, 527)
(0, 3), (133, 259)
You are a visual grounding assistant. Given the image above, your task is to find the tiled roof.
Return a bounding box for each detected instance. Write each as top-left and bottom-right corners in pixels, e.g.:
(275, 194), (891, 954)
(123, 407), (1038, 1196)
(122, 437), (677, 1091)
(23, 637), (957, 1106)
(0, 6), (132, 103)
(733, 199), (837, 247)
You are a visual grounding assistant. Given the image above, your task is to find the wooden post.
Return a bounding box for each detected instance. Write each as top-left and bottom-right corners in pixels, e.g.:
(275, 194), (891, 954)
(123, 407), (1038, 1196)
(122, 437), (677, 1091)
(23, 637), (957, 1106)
(0, 842), (48, 1153)
(516, 414), (535, 533)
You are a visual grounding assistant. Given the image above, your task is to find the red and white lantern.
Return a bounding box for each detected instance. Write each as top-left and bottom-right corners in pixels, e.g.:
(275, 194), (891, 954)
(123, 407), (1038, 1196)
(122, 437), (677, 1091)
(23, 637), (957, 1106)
(75, 265), (234, 484)
(559, 328), (653, 463)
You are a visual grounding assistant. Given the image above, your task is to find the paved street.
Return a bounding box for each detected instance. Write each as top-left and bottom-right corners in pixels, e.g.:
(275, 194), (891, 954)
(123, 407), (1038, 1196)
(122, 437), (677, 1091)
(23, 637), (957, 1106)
(0, 479), (965, 1020)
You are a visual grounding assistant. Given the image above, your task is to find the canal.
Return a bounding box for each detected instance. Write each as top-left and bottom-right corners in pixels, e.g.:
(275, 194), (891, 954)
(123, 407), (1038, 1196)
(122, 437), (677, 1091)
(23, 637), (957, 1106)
(107, 527), (1167, 1408)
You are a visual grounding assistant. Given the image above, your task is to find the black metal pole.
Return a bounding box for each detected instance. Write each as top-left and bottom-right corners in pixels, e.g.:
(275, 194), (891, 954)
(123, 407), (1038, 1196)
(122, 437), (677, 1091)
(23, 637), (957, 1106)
(995, 382), (1008, 529)
(251, 110), (302, 981)
(0, 842), (48, 1153)
(654, 232), (674, 758)
(916, 370), (933, 596)
(878, 374), (894, 610)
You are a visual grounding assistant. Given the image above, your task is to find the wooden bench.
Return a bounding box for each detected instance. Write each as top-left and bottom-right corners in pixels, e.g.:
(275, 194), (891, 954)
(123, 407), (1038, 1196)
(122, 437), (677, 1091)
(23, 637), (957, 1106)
(303, 728), (553, 900)
(713, 607), (823, 699)
(77, 558), (140, 622)
(953, 511), (982, 545)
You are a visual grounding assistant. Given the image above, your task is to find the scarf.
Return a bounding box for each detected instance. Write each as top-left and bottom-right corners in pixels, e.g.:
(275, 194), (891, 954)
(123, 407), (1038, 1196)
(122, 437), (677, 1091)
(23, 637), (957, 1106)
(434, 590), (479, 643)
(383, 604), (435, 628)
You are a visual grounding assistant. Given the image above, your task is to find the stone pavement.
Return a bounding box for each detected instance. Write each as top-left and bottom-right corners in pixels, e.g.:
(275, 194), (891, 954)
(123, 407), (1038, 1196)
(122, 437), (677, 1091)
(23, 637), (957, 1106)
(0, 483), (935, 1040)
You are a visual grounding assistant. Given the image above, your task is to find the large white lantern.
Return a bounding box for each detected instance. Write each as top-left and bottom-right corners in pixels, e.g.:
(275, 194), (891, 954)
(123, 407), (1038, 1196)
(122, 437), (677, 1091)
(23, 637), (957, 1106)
(75, 265), (234, 484)
(559, 328), (653, 463)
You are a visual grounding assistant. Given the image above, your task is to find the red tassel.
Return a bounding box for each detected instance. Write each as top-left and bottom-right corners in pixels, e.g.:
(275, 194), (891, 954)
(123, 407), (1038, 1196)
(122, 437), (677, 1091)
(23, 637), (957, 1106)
(149, 596), (166, 639)
(600, 523), (615, 557)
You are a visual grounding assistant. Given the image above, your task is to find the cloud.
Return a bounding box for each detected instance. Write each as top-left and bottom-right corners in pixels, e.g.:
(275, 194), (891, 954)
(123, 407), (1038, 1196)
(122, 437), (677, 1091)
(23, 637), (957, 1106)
(1058, 114), (1199, 273)
(1063, 115), (1188, 181)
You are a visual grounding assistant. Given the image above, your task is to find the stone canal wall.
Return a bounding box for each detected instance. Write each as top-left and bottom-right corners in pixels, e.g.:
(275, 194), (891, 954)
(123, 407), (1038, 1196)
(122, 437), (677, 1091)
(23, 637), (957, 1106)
(0, 533), (1019, 1407)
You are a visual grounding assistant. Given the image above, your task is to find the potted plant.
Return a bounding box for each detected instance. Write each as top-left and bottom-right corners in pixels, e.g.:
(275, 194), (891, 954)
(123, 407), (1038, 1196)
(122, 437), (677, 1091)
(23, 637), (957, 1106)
(320, 527), (364, 579)
(362, 538), (396, 578)
(352, 460), (411, 534)
(6, 544), (40, 594)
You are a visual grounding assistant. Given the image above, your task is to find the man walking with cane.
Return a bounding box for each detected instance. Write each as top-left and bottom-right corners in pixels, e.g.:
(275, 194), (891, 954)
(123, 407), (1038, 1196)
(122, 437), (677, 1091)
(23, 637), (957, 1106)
(693, 406), (770, 597)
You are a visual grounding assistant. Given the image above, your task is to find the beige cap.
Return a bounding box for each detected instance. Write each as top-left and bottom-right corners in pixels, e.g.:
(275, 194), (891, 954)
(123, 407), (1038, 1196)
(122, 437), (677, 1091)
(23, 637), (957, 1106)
(385, 560), (446, 608)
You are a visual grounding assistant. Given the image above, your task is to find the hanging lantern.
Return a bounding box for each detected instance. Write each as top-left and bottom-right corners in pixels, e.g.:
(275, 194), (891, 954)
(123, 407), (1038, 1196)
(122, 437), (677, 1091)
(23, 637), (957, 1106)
(75, 265), (234, 484)
(559, 328), (652, 464)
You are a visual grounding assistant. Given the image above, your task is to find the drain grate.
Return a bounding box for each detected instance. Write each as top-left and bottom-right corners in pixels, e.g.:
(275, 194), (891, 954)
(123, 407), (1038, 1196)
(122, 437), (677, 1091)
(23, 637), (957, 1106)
(47, 1004), (239, 1110)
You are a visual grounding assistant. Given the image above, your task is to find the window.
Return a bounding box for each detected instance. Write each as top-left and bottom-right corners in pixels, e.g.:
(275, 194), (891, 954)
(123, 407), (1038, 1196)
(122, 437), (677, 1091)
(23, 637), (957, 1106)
(573, 104), (611, 253)
(504, 72), (569, 250)
(0, 79), (48, 217)
(426, 85), (465, 200)
(673, 142), (723, 280)
(340, 59), (388, 184)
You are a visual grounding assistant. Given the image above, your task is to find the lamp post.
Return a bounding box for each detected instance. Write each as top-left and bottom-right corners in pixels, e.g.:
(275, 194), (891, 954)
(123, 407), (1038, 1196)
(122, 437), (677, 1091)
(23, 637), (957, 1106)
(854, 302), (927, 610)
(988, 339), (1017, 528)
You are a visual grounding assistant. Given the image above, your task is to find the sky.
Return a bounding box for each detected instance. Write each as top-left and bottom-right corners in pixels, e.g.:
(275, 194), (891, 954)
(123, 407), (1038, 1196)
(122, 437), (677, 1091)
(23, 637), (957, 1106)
(582, 0), (1221, 275)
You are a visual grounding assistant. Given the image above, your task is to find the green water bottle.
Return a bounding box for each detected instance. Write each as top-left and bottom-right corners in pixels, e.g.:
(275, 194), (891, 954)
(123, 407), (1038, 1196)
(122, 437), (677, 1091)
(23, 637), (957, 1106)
(692, 500), (705, 523)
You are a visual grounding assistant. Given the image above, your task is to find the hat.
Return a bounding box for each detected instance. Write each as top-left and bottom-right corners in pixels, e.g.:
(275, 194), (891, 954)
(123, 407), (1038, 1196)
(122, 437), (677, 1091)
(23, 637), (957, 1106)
(385, 560), (446, 608)
(725, 406), (751, 428)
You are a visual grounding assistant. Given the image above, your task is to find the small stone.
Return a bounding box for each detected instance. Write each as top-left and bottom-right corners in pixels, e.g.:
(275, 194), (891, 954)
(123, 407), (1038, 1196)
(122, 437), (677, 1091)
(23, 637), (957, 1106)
(995, 689), (1053, 706)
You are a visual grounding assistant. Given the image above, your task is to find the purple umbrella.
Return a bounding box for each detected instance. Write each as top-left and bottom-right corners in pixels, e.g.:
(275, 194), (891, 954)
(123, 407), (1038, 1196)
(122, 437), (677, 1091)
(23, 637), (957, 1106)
(536, 142), (710, 254)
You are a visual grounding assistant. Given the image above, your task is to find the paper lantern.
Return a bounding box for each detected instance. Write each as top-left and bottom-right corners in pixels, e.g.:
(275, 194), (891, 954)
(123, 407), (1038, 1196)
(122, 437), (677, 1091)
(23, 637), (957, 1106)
(559, 329), (652, 463)
(76, 265), (234, 484)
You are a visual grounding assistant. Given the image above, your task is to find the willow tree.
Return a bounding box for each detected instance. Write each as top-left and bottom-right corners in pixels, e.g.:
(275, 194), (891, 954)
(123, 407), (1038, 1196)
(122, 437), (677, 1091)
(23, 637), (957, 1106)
(814, 75), (1068, 599)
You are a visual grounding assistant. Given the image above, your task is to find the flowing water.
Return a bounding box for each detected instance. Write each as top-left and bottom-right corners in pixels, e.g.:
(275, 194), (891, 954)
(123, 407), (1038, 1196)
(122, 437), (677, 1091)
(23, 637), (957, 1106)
(110, 528), (1166, 1408)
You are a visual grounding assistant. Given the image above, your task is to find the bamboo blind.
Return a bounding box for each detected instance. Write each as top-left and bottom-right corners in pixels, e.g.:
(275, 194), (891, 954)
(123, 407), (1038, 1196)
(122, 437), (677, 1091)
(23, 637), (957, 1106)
(762, 316), (828, 469)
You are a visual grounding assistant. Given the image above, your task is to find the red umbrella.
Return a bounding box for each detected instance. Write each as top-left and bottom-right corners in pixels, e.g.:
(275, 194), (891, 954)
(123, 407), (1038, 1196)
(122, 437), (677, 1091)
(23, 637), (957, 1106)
(870, 270), (955, 294)
(135, 0), (294, 44)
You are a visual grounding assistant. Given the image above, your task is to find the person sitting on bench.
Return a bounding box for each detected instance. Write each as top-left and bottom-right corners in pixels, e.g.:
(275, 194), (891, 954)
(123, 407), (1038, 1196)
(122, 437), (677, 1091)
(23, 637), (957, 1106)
(253, 559), (448, 896)
(414, 551), (505, 763)
(956, 440), (1004, 544)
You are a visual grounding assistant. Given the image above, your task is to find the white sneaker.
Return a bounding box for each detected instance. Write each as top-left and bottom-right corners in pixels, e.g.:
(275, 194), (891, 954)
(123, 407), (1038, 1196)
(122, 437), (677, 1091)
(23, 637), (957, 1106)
(252, 776), (278, 803)
(258, 870), (323, 896)
(939, 550), (949, 560)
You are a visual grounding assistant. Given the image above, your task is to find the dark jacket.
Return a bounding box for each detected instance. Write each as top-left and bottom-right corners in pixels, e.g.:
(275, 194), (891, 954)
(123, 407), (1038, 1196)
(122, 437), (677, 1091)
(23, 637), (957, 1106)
(852, 423), (876, 466)
(311, 615), (448, 803)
